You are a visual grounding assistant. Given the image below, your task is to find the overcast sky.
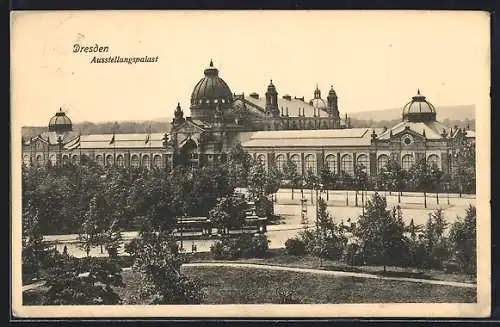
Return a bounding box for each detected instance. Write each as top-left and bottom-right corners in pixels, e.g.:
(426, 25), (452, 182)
(11, 10), (490, 126)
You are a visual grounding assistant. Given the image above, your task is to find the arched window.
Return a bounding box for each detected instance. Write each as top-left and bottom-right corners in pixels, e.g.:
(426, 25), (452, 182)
(377, 154), (389, 172)
(36, 155), (43, 165)
(23, 155), (30, 166)
(49, 154), (57, 166)
(63, 155), (69, 165)
(340, 154), (353, 175)
(131, 154), (140, 168)
(427, 154), (440, 169)
(72, 155), (78, 164)
(290, 154), (302, 174)
(257, 154), (266, 167)
(142, 155), (150, 168)
(153, 155), (162, 168)
(275, 154), (285, 172)
(325, 154), (337, 174)
(106, 154), (114, 167)
(402, 154), (414, 170)
(357, 154), (369, 173)
(95, 155), (104, 166)
(116, 155), (124, 167)
(304, 154), (316, 174)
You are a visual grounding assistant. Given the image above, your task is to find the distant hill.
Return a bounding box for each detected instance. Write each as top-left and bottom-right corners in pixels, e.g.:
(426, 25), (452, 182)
(21, 104), (476, 138)
(22, 119), (172, 139)
(347, 104), (475, 122)
(347, 104), (476, 131)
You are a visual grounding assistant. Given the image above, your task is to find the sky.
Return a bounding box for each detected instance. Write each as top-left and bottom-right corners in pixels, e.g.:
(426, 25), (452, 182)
(11, 10), (490, 126)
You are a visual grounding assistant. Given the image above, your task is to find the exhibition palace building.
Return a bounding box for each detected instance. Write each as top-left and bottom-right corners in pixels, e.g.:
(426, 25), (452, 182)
(22, 60), (475, 180)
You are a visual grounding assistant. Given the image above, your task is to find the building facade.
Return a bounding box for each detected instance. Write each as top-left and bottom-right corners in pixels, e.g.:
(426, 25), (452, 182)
(22, 61), (474, 179)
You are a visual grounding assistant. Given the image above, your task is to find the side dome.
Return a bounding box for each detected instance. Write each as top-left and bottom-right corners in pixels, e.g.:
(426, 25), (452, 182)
(402, 89), (436, 122)
(310, 85), (328, 110)
(311, 98), (328, 110)
(190, 60), (233, 121)
(48, 108), (73, 133)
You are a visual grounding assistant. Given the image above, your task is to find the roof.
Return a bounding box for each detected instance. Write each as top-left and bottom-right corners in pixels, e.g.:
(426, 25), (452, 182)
(242, 128), (384, 148)
(376, 120), (450, 140)
(74, 133), (166, 149)
(243, 96), (328, 118)
(25, 131), (79, 145)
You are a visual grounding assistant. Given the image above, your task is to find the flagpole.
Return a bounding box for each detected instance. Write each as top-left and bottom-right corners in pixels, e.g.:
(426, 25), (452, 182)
(114, 122), (117, 167)
(149, 125), (152, 169)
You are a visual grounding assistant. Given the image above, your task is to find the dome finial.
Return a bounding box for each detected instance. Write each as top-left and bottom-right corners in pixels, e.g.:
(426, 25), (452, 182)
(417, 89), (421, 95)
(209, 59), (213, 67)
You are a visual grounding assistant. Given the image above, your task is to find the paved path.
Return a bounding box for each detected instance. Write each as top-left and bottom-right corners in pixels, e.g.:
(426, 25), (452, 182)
(182, 262), (477, 289)
(22, 262), (475, 292)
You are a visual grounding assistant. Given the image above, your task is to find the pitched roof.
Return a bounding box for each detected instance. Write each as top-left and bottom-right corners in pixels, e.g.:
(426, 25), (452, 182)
(76, 133), (166, 149)
(24, 131), (80, 146)
(242, 128), (384, 148)
(243, 96), (328, 118)
(376, 120), (450, 140)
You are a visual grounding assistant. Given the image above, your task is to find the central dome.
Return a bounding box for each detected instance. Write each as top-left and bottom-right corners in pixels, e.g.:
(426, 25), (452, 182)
(190, 60), (233, 121)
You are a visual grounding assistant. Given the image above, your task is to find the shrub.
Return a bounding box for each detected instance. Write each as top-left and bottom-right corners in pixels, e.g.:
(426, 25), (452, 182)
(210, 234), (270, 260)
(285, 238), (306, 256)
(210, 237), (240, 260)
(237, 233), (270, 258)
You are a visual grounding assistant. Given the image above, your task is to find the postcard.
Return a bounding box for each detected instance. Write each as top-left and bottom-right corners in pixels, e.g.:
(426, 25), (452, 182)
(11, 10), (491, 318)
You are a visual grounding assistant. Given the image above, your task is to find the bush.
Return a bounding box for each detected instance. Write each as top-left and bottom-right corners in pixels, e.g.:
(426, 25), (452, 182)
(210, 237), (240, 260)
(285, 238), (306, 256)
(238, 233), (269, 258)
(210, 234), (270, 260)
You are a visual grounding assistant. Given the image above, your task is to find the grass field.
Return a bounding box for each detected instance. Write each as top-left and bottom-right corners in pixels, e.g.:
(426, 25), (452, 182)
(190, 249), (476, 284)
(114, 267), (476, 304)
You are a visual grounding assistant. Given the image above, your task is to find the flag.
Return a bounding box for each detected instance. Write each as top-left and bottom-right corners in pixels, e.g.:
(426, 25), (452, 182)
(145, 125), (151, 144)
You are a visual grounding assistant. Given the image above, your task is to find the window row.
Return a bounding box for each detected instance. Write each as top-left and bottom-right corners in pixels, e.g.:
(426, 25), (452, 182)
(23, 153), (163, 168)
(377, 154), (440, 171)
(94, 154), (163, 168)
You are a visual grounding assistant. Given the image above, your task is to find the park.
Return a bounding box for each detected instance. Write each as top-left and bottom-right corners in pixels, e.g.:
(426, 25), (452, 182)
(21, 146), (477, 305)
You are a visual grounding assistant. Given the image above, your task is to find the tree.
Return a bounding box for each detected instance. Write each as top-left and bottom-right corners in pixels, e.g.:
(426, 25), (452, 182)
(282, 158), (301, 200)
(265, 165), (283, 197)
(22, 200), (47, 280)
(408, 159), (431, 208)
(422, 208), (450, 269)
(103, 218), (122, 258)
(125, 228), (204, 304)
(208, 195), (248, 234)
(354, 192), (408, 271)
(353, 164), (368, 207)
(247, 161), (268, 200)
(44, 253), (124, 305)
(79, 194), (103, 256)
(450, 129), (476, 195)
(382, 158), (407, 203)
(429, 163), (444, 204)
(228, 142), (252, 187)
(449, 205), (476, 276)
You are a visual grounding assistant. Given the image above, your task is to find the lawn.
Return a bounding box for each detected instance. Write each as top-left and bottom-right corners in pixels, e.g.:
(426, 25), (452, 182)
(114, 266), (476, 304)
(190, 249), (477, 284)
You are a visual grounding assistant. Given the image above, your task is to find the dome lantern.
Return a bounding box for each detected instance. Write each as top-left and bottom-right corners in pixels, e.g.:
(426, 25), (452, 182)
(402, 89), (437, 122)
